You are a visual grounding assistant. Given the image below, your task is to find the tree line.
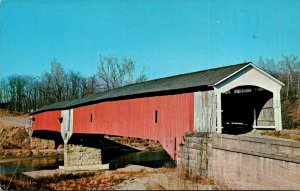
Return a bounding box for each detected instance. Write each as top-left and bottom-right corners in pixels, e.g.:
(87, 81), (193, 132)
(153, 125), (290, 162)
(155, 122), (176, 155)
(1, 54), (299, 128)
(0, 56), (147, 112)
(258, 54), (300, 128)
(258, 55), (300, 101)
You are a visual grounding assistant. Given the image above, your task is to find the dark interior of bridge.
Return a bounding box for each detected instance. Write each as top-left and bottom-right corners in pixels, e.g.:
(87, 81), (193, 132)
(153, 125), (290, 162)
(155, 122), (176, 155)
(221, 86), (273, 135)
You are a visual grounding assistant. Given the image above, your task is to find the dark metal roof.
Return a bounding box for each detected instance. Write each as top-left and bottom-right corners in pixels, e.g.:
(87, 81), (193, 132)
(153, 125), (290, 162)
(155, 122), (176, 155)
(31, 62), (250, 114)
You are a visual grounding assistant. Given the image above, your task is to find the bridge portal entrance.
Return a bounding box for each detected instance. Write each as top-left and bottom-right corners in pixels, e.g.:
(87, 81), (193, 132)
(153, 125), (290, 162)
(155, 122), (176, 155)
(221, 86), (274, 134)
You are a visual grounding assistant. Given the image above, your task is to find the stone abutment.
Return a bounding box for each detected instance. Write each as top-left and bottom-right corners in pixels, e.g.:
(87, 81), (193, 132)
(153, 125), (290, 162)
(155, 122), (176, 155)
(177, 132), (300, 189)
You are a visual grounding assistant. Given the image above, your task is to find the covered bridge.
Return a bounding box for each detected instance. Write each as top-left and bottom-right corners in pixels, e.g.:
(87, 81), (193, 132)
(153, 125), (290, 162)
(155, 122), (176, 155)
(30, 62), (284, 159)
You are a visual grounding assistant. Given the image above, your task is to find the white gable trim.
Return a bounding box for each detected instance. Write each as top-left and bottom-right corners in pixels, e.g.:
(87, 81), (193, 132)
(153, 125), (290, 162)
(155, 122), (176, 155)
(214, 66), (281, 93)
(214, 63), (284, 87)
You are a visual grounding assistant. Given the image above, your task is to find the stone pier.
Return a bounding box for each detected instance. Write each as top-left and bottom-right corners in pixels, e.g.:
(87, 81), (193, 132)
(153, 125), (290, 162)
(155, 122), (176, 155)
(60, 144), (109, 171)
(64, 144), (102, 166)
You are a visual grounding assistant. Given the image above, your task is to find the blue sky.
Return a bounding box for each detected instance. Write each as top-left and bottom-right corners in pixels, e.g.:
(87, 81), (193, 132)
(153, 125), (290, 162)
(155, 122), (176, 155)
(0, 0), (299, 79)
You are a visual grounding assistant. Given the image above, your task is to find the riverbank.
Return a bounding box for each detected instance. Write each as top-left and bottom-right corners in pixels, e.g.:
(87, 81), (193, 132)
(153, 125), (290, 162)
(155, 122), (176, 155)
(0, 152), (64, 164)
(0, 124), (63, 161)
(1, 164), (224, 190)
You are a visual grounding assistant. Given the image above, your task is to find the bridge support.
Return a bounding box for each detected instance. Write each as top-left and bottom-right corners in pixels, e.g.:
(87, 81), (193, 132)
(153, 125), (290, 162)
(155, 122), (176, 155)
(60, 144), (108, 171)
(59, 109), (108, 170)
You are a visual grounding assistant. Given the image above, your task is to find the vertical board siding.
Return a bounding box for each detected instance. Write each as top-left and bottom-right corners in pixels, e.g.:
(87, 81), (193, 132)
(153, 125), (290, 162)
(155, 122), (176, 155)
(32, 111), (61, 132)
(194, 90), (216, 132)
(73, 92), (194, 158)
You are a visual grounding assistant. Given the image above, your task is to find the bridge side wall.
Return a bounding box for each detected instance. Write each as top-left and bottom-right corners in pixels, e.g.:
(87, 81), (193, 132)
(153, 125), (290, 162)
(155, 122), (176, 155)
(31, 111), (61, 132)
(178, 133), (300, 189)
(72, 92), (195, 159)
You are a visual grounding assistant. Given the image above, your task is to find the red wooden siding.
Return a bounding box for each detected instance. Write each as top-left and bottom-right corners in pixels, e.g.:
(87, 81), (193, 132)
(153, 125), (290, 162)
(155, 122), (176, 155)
(73, 93), (194, 158)
(32, 111), (61, 132)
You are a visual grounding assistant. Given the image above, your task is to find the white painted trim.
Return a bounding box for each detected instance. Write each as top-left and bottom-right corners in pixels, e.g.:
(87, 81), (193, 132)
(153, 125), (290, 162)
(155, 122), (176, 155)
(215, 90), (222, 133)
(214, 66), (282, 94)
(273, 92), (283, 131)
(61, 109), (73, 144)
(214, 63), (284, 87)
(253, 126), (276, 129)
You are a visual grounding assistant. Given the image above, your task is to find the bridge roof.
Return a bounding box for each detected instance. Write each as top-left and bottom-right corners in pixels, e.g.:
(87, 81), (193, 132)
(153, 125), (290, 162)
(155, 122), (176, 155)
(31, 62), (252, 114)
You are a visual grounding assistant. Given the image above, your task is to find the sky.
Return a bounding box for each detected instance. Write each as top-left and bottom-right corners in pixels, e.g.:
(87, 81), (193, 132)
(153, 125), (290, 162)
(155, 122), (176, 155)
(0, 0), (300, 80)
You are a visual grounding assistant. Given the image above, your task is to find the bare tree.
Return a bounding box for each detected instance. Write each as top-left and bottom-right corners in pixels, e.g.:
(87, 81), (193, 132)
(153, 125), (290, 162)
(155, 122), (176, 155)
(68, 71), (82, 99)
(0, 79), (10, 107)
(40, 72), (53, 105)
(279, 55), (299, 99)
(38, 60), (68, 105)
(7, 75), (27, 112)
(50, 60), (68, 102)
(258, 56), (280, 78)
(258, 55), (300, 100)
(258, 54), (300, 128)
(81, 75), (99, 97)
(23, 75), (40, 111)
(97, 56), (147, 91)
(1, 56), (149, 113)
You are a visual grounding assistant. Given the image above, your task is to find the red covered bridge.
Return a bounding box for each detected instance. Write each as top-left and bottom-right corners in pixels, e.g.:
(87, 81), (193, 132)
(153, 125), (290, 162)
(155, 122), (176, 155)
(30, 63), (284, 159)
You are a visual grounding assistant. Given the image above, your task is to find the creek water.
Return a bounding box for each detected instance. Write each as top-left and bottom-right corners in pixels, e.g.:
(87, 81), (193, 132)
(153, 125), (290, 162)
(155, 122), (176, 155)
(0, 150), (174, 174)
(0, 157), (64, 174)
(103, 150), (175, 170)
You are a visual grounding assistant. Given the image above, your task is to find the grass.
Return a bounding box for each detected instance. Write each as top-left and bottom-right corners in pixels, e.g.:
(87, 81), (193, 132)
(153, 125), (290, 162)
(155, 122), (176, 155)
(261, 130), (300, 141)
(41, 169), (153, 190)
(0, 167), (231, 190)
(0, 174), (35, 190)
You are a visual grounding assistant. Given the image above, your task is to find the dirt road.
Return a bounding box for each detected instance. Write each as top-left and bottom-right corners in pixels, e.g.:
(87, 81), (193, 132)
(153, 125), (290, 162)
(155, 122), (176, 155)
(0, 116), (29, 127)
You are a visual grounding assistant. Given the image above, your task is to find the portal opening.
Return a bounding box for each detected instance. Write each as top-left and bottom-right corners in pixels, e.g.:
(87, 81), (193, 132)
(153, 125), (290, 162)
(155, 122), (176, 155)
(221, 86), (274, 135)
